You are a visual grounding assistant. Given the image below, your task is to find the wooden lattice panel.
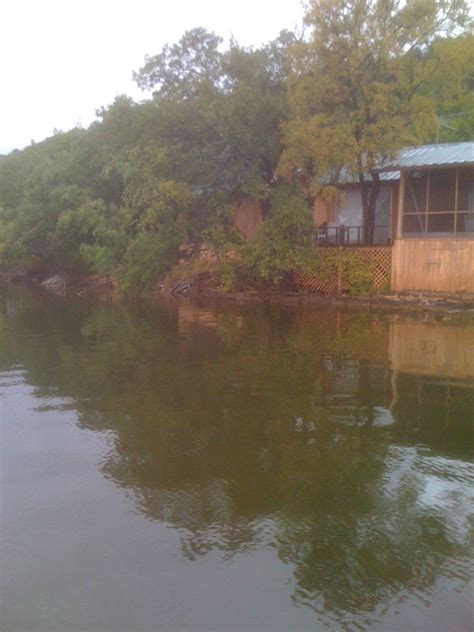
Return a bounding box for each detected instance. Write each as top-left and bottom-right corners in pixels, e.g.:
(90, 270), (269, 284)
(295, 246), (392, 294)
(358, 247), (392, 288)
(295, 269), (339, 293)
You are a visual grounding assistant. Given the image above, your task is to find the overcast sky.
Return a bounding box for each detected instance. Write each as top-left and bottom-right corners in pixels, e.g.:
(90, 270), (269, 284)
(1, 0), (304, 155)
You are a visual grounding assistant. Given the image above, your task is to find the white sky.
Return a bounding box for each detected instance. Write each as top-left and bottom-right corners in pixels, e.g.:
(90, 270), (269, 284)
(1, 0), (304, 155)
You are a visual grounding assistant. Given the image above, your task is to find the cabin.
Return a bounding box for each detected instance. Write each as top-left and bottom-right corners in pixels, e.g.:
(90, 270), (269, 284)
(308, 142), (474, 295)
(384, 142), (474, 294)
(228, 142), (473, 296)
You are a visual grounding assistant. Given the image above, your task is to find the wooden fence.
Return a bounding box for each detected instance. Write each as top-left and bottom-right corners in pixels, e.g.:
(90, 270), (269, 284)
(294, 246), (392, 294)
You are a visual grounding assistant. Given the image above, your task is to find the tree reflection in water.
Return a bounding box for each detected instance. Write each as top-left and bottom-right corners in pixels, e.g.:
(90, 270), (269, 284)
(1, 287), (473, 626)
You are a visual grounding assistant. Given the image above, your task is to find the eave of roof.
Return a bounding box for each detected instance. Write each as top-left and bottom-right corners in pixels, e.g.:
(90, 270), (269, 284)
(318, 167), (400, 185)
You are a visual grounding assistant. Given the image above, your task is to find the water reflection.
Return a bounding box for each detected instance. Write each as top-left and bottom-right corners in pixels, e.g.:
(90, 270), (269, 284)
(1, 287), (473, 629)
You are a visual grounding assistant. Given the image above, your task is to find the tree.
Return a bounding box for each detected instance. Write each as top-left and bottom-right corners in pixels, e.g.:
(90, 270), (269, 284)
(134, 28), (225, 99)
(279, 0), (471, 243)
(423, 34), (474, 142)
(134, 29), (295, 195)
(131, 28), (298, 269)
(225, 184), (315, 290)
(0, 128), (105, 271)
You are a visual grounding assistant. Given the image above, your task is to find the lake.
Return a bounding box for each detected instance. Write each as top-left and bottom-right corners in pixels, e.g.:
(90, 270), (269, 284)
(1, 286), (473, 631)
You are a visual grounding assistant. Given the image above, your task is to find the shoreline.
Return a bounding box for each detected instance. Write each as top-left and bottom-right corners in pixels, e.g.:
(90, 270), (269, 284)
(3, 272), (474, 320)
(180, 289), (474, 319)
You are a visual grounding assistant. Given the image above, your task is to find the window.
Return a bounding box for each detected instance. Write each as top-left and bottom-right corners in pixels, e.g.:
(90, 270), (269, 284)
(402, 167), (474, 237)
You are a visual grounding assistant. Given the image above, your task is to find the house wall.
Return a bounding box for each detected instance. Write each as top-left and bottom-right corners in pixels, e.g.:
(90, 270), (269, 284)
(313, 197), (334, 225)
(233, 198), (263, 239)
(391, 238), (474, 294)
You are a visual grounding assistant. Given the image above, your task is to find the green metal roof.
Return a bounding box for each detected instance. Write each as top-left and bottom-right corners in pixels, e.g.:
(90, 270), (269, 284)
(381, 142), (474, 171)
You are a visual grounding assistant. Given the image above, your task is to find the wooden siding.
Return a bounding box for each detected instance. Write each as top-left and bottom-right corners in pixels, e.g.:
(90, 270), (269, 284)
(391, 238), (474, 294)
(313, 196), (334, 225)
(233, 198), (263, 239)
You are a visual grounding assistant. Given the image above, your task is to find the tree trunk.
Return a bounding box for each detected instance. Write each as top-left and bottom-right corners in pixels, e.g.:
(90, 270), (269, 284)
(359, 172), (381, 245)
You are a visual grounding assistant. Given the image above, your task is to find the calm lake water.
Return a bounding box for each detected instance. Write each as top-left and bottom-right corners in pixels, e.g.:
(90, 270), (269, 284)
(1, 286), (473, 631)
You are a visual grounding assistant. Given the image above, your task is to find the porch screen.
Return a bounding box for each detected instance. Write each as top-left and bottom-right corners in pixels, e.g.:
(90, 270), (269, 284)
(402, 167), (474, 237)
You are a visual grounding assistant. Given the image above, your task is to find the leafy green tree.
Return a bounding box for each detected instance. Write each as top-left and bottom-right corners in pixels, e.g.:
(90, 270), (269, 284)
(228, 184), (315, 290)
(135, 29), (293, 194)
(424, 34), (474, 141)
(129, 28), (298, 286)
(0, 128), (104, 271)
(0, 28), (298, 288)
(279, 0), (472, 243)
(134, 28), (225, 99)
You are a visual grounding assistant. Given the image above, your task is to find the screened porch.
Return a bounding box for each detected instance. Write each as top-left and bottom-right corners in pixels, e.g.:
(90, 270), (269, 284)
(400, 166), (474, 238)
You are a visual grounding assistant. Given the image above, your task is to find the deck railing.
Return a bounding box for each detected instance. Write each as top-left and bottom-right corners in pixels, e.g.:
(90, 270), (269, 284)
(317, 225), (392, 246)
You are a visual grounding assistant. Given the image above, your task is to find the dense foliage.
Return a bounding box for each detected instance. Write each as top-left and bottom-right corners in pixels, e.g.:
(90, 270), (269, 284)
(0, 1), (472, 289)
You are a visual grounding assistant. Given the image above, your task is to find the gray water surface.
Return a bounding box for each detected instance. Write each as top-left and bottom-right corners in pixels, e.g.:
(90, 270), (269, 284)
(1, 287), (473, 631)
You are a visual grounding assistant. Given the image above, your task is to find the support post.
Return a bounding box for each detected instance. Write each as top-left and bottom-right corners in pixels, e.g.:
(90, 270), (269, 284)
(337, 246), (342, 293)
(396, 171), (405, 240)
